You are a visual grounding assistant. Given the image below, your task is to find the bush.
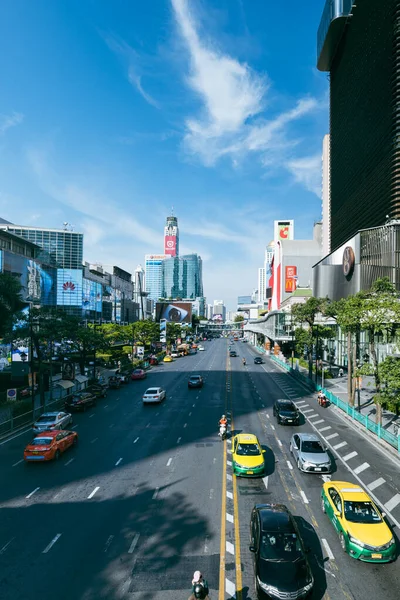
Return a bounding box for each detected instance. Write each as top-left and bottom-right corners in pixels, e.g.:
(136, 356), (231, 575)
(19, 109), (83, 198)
(9, 399), (33, 417)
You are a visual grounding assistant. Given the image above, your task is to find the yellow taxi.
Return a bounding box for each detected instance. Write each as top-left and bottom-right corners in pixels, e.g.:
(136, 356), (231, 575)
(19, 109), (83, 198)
(232, 433), (265, 477)
(163, 355), (173, 362)
(321, 481), (396, 562)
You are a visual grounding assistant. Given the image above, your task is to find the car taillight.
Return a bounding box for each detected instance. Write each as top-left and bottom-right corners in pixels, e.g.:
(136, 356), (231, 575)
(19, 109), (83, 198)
(154, 395), (159, 399)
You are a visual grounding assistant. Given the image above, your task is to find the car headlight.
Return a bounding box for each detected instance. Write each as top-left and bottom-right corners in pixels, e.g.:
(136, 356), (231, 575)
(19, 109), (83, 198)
(302, 461), (313, 468)
(388, 537), (396, 546)
(257, 577), (278, 595)
(301, 580), (314, 593)
(349, 536), (365, 548)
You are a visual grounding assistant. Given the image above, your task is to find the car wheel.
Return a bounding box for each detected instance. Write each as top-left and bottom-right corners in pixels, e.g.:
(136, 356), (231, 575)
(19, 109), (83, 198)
(55, 450), (61, 461)
(339, 532), (347, 552)
(321, 497), (326, 513)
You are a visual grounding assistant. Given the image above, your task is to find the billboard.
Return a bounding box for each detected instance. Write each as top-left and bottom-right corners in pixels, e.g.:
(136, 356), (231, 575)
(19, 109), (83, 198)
(160, 319), (167, 343)
(1, 252), (55, 304)
(82, 279), (102, 313)
(285, 265), (298, 293)
(156, 302), (192, 324)
(57, 269), (83, 306)
(274, 220), (294, 241)
(164, 235), (177, 257)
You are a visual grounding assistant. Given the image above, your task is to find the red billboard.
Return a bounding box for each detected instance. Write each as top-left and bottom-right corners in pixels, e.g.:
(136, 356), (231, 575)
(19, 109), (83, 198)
(164, 235), (177, 256)
(285, 266), (297, 293)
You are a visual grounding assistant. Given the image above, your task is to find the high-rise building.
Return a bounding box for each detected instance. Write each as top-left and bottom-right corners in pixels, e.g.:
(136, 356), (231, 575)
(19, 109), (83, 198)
(257, 268), (266, 303)
(321, 134), (331, 256)
(317, 0), (400, 250)
(162, 254), (203, 299)
(164, 214), (179, 257)
(145, 254), (166, 302)
(213, 300), (226, 321)
(134, 264), (146, 319)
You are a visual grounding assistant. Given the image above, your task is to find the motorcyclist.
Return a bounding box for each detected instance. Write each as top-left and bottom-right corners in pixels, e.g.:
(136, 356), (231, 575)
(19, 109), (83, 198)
(242, 357), (246, 365)
(318, 390), (326, 405)
(188, 571), (210, 600)
(219, 414), (227, 427)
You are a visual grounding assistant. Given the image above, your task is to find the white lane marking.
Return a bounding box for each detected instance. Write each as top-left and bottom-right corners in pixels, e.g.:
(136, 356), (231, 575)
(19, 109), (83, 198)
(322, 538), (335, 560)
(183, 423), (187, 428)
(146, 423), (150, 428)
(204, 535), (210, 554)
(286, 461), (293, 470)
(64, 458), (74, 466)
(156, 412), (159, 416)
(0, 537), (15, 555)
(322, 475), (331, 482)
(26, 487), (40, 499)
(325, 433), (339, 441)
(302, 409), (314, 414)
(189, 412), (192, 416)
(72, 424), (79, 429)
(12, 459), (24, 467)
(262, 476), (269, 490)
(0, 426), (33, 446)
(384, 494), (400, 512)
(270, 424), (275, 430)
(312, 419), (325, 425)
(226, 513), (234, 523)
(333, 441), (347, 450)
(296, 401), (307, 406)
(277, 439), (283, 448)
(177, 437), (181, 444)
(227, 474), (232, 481)
(152, 487), (159, 500)
(342, 451), (358, 462)
(88, 486), (100, 499)
(209, 488), (214, 499)
(89, 414), (95, 418)
(368, 477), (386, 491)
(115, 458), (123, 467)
(354, 462), (370, 474)
(226, 491), (233, 499)
(109, 424), (115, 428)
(226, 579), (236, 597)
(104, 404), (109, 408)
(91, 437), (98, 444)
(266, 414), (270, 419)
(307, 413), (320, 419)
(300, 490), (309, 504)
(319, 426), (332, 432)
(133, 437), (139, 444)
(128, 533), (140, 554)
(227, 460), (232, 466)
(226, 541), (235, 555)
(227, 448), (232, 454)
(42, 533), (62, 553)
(167, 458), (172, 467)
(192, 403), (196, 407)
(104, 535), (114, 553)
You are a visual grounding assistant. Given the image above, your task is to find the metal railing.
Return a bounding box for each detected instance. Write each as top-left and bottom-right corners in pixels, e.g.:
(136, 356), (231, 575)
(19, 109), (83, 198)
(270, 355), (400, 455)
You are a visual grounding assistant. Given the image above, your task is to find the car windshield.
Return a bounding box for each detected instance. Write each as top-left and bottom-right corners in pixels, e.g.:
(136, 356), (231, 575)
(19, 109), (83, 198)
(36, 416), (54, 423)
(280, 403), (295, 411)
(301, 440), (324, 453)
(190, 377), (200, 381)
(134, 370), (142, 374)
(236, 443), (260, 456)
(31, 438), (52, 446)
(260, 532), (303, 561)
(344, 501), (382, 523)
(146, 389), (159, 394)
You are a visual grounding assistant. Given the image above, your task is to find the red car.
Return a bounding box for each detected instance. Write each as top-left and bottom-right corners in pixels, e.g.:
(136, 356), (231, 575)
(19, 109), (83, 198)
(149, 357), (158, 366)
(24, 430), (78, 462)
(131, 368), (147, 380)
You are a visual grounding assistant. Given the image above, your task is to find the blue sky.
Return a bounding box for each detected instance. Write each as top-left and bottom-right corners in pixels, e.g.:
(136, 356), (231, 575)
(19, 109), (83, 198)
(0, 0), (327, 310)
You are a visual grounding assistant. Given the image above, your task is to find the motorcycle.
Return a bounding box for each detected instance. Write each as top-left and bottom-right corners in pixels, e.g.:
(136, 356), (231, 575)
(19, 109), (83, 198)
(242, 359), (246, 366)
(317, 394), (329, 408)
(219, 423), (227, 440)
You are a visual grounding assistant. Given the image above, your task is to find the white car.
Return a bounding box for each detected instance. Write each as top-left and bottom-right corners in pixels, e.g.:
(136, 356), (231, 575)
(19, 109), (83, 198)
(142, 387), (166, 404)
(33, 411), (73, 433)
(171, 352), (179, 358)
(198, 346), (205, 351)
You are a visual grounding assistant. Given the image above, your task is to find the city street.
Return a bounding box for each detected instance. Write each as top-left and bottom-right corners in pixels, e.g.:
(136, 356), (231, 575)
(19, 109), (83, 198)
(0, 339), (399, 599)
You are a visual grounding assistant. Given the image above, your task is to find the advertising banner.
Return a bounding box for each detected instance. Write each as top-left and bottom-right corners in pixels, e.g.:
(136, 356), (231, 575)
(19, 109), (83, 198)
(160, 319), (167, 343)
(62, 362), (75, 381)
(156, 302), (192, 324)
(83, 279), (103, 313)
(57, 269), (83, 306)
(137, 346), (144, 357)
(164, 235), (177, 256)
(285, 265), (298, 293)
(274, 220), (294, 241)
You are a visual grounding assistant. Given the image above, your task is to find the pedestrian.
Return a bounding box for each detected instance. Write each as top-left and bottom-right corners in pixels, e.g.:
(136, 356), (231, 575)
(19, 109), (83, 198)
(338, 367), (344, 377)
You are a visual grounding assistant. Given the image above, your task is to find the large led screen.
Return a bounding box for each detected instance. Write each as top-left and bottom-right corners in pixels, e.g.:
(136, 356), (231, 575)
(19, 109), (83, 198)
(82, 279), (103, 313)
(156, 302), (192, 324)
(57, 269), (83, 307)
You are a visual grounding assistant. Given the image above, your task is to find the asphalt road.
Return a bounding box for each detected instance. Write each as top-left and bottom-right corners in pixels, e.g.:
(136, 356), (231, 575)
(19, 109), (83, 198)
(0, 339), (399, 600)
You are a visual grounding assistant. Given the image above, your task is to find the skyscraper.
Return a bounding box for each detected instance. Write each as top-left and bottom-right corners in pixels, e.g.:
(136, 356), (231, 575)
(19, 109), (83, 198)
(321, 134), (331, 256)
(257, 268), (266, 303)
(145, 254), (165, 302)
(162, 254), (203, 299)
(317, 0), (400, 249)
(164, 214), (179, 257)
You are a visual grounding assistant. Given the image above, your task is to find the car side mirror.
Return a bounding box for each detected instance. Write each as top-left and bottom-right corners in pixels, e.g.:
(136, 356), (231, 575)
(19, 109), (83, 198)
(382, 512), (386, 518)
(249, 545), (256, 553)
(334, 510), (341, 518)
(293, 444), (298, 450)
(262, 449), (266, 453)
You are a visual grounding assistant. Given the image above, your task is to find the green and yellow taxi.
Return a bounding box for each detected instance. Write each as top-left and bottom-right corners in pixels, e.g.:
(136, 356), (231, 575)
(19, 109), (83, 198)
(232, 433), (265, 477)
(163, 355), (173, 363)
(321, 481), (396, 563)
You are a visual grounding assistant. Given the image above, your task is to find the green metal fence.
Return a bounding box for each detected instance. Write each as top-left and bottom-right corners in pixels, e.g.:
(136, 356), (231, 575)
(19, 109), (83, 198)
(270, 355), (400, 455)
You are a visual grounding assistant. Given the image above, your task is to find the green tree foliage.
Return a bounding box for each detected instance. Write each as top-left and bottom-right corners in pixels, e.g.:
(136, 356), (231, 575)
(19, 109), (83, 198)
(291, 297), (329, 379)
(0, 272), (25, 337)
(166, 322), (181, 345)
(234, 315), (245, 322)
(377, 356), (400, 415)
(131, 320), (159, 346)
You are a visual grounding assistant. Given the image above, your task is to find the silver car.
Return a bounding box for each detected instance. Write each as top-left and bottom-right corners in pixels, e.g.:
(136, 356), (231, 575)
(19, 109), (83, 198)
(142, 387), (166, 404)
(290, 432), (331, 473)
(33, 411), (73, 433)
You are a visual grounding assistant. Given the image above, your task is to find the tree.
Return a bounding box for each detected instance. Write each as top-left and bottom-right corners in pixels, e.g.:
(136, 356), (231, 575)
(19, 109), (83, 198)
(0, 272), (25, 337)
(166, 322), (181, 346)
(234, 315), (245, 323)
(377, 356), (400, 416)
(291, 297), (329, 379)
(70, 326), (110, 376)
(132, 320), (159, 346)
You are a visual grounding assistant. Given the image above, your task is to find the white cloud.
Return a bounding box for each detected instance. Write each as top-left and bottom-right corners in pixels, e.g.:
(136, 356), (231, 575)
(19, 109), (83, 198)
(286, 154), (322, 196)
(0, 112), (24, 135)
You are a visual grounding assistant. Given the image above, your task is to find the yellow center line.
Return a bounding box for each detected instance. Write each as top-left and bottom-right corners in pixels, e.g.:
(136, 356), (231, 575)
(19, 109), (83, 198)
(218, 353), (229, 600)
(229, 368), (243, 600)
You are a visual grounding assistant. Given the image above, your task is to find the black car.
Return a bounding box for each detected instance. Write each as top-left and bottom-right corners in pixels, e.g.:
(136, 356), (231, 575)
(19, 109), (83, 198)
(229, 351), (237, 357)
(65, 392), (97, 412)
(108, 376), (121, 389)
(273, 399), (300, 425)
(254, 356), (263, 364)
(90, 384), (108, 398)
(250, 504), (314, 599)
(188, 375), (204, 389)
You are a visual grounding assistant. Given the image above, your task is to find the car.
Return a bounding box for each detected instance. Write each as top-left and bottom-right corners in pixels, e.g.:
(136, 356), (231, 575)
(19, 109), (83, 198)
(143, 387), (166, 404)
(90, 384), (108, 398)
(232, 433), (265, 477)
(229, 351), (237, 357)
(131, 368), (147, 381)
(65, 392), (97, 412)
(321, 481), (396, 562)
(149, 357), (159, 366)
(108, 376), (121, 389)
(171, 352), (179, 358)
(273, 399), (300, 425)
(24, 430), (78, 462)
(254, 356), (263, 364)
(163, 355), (173, 362)
(249, 503), (314, 599)
(117, 374), (130, 384)
(20, 384), (39, 398)
(33, 411), (73, 433)
(198, 346), (205, 351)
(188, 375), (203, 389)
(290, 432), (331, 473)
(242, 339), (248, 343)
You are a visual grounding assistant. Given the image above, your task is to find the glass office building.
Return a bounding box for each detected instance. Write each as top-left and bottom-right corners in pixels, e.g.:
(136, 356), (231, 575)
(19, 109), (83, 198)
(145, 254), (166, 302)
(162, 254), (203, 299)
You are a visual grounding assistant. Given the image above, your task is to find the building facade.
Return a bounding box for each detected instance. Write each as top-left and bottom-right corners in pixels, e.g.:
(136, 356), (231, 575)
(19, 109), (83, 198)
(322, 133), (331, 255)
(164, 214), (179, 257)
(145, 254), (166, 302)
(257, 268), (266, 303)
(213, 300), (226, 321)
(162, 254), (203, 299)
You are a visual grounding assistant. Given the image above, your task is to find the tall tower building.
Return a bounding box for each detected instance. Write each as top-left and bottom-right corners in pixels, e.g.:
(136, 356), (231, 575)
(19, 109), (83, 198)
(164, 214), (179, 257)
(257, 268), (266, 303)
(145, 254), (165, 302)
(134, 264), (146, 319)
(321, 134), (331, 256)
